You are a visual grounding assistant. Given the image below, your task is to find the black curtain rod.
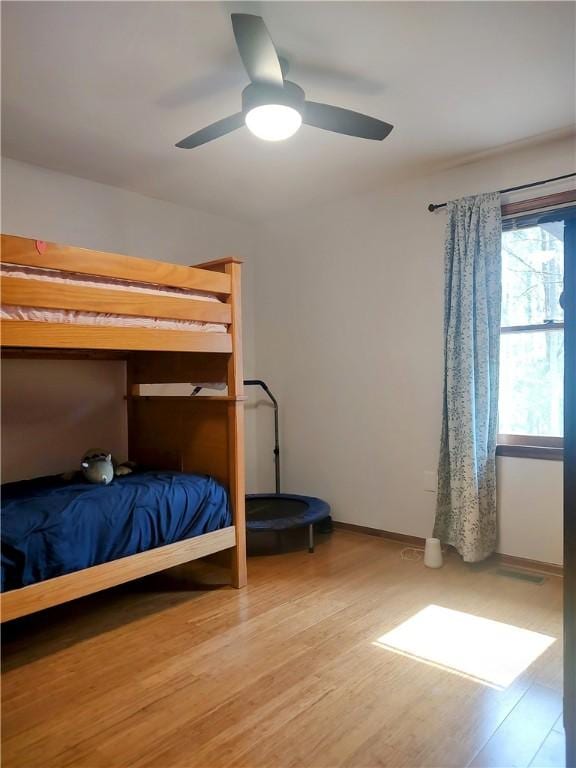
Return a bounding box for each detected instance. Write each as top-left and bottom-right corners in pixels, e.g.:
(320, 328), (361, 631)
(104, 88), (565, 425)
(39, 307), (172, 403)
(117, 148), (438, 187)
(427, 172), (576, 212)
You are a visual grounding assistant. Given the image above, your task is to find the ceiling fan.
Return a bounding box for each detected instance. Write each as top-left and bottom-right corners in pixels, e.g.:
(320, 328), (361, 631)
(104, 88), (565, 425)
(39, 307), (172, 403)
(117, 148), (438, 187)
(176, 13), (393, 149)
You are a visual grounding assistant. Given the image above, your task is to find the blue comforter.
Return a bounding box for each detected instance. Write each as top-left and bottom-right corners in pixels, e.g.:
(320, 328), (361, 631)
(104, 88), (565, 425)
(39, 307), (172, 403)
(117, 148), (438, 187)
(1, 471), (231, 592)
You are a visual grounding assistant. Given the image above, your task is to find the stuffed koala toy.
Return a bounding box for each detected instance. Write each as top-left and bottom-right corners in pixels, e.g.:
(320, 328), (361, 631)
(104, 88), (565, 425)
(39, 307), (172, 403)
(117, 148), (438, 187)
(80, 449), (133, 485)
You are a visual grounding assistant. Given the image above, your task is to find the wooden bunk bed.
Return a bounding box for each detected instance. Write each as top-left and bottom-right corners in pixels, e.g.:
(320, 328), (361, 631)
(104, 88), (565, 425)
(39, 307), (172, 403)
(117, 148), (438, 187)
(0, 234), (247, 622)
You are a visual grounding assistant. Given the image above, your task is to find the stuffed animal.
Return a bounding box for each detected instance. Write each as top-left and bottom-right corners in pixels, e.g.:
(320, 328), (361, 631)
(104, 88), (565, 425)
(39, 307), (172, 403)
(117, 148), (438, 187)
(80, 449), (134, 485)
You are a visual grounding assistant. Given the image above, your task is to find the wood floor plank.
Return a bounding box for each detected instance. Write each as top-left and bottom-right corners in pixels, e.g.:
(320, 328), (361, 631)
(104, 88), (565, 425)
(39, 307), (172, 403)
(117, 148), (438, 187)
(530, 727), (566, 768)
(469, 684), (563, 768)
(552, 714), (565, 734)
(1, 532), (564, 768)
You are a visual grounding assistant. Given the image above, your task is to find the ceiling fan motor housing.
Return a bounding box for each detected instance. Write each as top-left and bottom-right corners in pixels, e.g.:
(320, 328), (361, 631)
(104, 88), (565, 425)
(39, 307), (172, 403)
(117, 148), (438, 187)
(242, 81), (305, 116)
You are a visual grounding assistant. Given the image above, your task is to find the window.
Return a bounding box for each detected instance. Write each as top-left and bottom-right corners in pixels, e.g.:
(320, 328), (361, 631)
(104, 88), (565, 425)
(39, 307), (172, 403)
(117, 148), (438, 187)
(498, 203), (576, 458)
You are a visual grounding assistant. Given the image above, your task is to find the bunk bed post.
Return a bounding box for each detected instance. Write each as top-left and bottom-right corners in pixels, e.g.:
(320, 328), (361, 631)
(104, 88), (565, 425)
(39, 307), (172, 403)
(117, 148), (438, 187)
(225, 261), (247, 588)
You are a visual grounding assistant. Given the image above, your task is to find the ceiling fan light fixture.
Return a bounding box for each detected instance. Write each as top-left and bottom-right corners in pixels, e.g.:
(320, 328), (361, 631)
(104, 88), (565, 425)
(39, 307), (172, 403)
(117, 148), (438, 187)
(245, 104), (302, 141)
(175, 15), (394, 150)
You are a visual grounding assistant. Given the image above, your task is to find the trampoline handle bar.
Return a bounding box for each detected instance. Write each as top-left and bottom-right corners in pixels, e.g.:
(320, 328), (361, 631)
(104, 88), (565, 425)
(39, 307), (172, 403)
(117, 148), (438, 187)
(243, 380), (280, 495)
(243, 379), (278, 408)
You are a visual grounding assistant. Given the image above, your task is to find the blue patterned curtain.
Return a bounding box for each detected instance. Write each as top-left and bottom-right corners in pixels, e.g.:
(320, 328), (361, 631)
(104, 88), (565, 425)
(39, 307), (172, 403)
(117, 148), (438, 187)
(434, 192), (502, 562)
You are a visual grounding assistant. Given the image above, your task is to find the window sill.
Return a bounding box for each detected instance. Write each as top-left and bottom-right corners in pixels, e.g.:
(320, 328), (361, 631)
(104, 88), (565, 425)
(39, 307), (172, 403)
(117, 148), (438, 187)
(496, 444), (564, 461)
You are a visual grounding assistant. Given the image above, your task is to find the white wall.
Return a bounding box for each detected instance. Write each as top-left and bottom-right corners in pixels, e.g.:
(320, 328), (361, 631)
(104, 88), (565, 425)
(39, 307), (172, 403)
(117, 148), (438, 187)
(253, 135), (575, 565)
(497, 456), (563, 564)
(2, 138), (573, 562)
(1, 158), (259, 486)
(1, 359), (127, 481)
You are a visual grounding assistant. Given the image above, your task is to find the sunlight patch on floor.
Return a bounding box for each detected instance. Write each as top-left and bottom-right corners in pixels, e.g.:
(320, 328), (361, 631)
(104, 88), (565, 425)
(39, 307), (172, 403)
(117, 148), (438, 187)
(373, 604), (555, 689)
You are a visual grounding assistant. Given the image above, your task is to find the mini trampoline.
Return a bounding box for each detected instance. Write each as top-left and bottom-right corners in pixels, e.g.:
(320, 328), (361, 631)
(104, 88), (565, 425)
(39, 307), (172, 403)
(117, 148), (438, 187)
(244, 380), (331, 553)
(193, 380), (331, 552)
(246, 494), (331, 553)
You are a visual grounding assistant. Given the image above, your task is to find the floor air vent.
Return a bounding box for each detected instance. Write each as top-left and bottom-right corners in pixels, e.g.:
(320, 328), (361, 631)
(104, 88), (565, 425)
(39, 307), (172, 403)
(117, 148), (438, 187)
(496, 568), (546, 584)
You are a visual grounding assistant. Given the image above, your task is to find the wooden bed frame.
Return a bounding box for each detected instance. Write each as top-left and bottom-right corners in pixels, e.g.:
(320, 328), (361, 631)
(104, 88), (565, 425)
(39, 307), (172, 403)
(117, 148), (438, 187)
(0, 234), (247, 622)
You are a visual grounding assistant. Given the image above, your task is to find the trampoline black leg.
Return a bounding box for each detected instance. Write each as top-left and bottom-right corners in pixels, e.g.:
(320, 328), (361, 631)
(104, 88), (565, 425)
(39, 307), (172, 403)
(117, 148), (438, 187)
(308, 523), (314, 554)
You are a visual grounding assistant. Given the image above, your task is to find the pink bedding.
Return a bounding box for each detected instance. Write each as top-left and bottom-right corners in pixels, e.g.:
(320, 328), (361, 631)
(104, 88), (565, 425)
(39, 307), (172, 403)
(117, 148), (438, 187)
(1, 264), (227, 333)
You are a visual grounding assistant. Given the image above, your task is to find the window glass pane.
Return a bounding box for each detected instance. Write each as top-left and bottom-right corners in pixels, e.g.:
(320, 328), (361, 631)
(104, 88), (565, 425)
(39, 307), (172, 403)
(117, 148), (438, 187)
(501, 221), (564, 326)
(498, 330), (564, 436)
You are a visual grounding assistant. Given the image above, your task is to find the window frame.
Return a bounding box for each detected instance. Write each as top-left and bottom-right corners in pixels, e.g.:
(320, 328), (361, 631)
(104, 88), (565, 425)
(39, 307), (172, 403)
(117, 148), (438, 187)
(497, 189), (576, 461)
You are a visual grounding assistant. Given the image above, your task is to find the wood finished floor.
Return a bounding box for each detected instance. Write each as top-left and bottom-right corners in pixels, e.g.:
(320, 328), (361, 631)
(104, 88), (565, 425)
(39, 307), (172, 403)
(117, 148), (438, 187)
(1, 531), (565, 768)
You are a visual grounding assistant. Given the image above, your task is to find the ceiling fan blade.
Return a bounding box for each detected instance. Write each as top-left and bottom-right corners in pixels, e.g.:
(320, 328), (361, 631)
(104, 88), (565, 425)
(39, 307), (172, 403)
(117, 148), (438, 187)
(231, 14), (283, 87)
(304, 102), (393, 141)
(175, 113), (244, 149)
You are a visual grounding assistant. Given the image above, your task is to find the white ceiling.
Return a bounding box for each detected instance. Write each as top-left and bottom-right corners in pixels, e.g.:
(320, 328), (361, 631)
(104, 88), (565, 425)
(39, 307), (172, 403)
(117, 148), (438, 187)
(2, 1), (575, 221)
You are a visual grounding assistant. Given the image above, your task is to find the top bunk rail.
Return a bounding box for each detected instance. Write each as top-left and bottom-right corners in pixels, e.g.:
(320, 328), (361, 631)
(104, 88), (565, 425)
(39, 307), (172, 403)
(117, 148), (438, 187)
(0, 235), (241, 356)
(0, 235), (232, 296)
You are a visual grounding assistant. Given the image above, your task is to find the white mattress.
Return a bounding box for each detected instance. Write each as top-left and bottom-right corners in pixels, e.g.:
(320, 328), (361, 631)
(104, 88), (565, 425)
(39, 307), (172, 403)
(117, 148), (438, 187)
(1, 264), (228, 333)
